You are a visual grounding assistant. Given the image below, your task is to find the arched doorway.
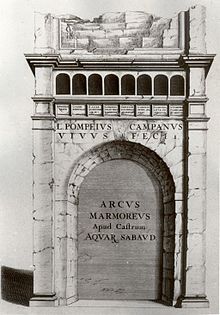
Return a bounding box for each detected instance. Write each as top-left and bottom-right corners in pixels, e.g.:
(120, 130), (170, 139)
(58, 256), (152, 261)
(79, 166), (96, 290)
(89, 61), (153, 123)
(67, 141), (175, 305)
(78, 159), (163, 300)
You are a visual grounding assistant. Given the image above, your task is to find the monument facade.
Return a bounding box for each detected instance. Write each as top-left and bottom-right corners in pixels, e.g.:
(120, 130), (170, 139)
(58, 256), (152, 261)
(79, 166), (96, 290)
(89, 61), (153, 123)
(25, 5), (214, 308)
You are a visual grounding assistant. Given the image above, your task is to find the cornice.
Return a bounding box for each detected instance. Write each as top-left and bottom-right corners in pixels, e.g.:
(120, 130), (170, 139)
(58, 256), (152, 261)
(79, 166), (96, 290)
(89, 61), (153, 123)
(25, 53), (215, 74)
(25, 53), (184, 72)
(180, 54), (215, 76)
(53, 96), (186, 104)
(187, 96), (209, 104)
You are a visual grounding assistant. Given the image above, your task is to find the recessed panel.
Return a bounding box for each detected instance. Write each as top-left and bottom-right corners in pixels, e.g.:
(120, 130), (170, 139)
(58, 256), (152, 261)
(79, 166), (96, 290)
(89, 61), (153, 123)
(78, 159), (163, 300)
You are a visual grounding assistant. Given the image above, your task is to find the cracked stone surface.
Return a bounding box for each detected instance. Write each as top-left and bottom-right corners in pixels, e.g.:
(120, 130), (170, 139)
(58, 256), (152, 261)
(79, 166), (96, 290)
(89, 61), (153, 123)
(34, 5), (206, 55)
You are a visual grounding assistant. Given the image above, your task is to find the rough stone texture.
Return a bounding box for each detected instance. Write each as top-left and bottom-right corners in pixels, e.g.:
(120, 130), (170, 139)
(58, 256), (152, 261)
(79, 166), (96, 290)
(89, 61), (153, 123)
(163, 15), (179, 48)
(142, 37), (160, 48)
(35, 67), (53, 96)
(52, 119), (184, 305)
(32, 119), (55, 297)
(30, 4), (211, 308)
(34, 13), (53, 53)
(149, 18), (171, 47)
(189, 5), (206, 54)
(64, 141), (175, 304)
(37, 10), (180, 53)
(34, 5), (207, 55)
(189, 68), (206, 97)
(184, 119), (208, 300)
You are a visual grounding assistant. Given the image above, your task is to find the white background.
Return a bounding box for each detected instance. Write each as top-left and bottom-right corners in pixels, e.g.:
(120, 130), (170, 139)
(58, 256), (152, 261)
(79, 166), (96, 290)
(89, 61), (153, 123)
(0, 0), (219, 314)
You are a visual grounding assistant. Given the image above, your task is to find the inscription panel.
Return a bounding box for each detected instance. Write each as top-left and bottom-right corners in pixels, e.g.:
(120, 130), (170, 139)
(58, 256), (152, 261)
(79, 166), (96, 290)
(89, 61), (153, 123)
(55, 104), (184, 118)
(78, 159), (163, 300)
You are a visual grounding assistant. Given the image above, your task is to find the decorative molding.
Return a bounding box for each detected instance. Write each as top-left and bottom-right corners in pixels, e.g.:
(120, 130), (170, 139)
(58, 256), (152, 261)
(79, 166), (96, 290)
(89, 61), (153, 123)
(181, 54), (215, 76)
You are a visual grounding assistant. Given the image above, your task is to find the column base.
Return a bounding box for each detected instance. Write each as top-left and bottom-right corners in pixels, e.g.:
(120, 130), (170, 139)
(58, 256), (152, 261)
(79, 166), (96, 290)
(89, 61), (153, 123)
(176, 296), (209, 308)
(29, 294), (58, 307)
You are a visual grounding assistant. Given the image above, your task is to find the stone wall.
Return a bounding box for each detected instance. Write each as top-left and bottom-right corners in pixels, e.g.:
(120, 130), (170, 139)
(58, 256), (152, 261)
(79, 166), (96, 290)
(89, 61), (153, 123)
(33, 5), (207, 54)
(52, 119), (184, 305)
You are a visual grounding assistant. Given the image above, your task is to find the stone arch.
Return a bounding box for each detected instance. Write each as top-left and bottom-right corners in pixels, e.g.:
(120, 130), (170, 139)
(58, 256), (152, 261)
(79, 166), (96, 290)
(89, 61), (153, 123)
(121, 74), (135, 95)
(56, 73), (71, 94)
(104, 74), (119, 95)
(137, 74), (152, 95)
(72, 74), (87, 95)
(88, 73), (103, 95)
(65, 140), (176, 305)
(170, 75), (185, 96)
(154, 75), (168, 96)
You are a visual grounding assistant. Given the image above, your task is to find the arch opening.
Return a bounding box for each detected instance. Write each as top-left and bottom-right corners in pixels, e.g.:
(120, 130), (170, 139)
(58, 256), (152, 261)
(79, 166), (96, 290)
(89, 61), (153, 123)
(56, 73), (70, 94)
(66, 141), (176, 305)
(137, 75), (152, 95)
(72, 74), (87, 95)
(88, 74), (103, 95)
(78, 159), (163, 300)
(104, 74), (119, 95)
(121, 75), (135, 95)
(170, 75), (185, 96)
(154, 75), (168, 96)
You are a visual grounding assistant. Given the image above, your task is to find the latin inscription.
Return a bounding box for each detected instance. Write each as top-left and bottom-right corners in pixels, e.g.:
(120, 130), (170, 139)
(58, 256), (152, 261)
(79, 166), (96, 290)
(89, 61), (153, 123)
(56, 104), (70, 115)
(153, 105), (168, 116)
(104, 104), (119, 116)
(71, 104), (86, 116)
(88, 104), (102, 116)
(55, 120), (183, 143)
(84, 200), (156, 244)
(136, 104), (151, 116)
(169, 104), (183, 116)
(120, 104), (135, 116)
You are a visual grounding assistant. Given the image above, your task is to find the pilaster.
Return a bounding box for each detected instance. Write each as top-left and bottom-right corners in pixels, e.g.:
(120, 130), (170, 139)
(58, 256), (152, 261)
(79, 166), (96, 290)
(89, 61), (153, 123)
(29, 65), (57, 306)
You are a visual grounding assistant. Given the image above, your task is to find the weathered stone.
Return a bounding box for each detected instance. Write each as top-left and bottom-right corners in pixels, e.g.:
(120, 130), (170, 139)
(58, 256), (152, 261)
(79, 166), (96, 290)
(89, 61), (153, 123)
(35, 67), (53, 95)
(79, 23), (101, 30)
(92, 38), (116, 48)
(124, 28), (147, 37)
(125, 11), (153, 24)
(119, 36), (142, 48)
(76, 38), (89, 49)
(142, 37), (160, 48)
(185, 265), (206, 296)
(28, 4), (212, 307)
(163, 29), (178, 48)
(105, 29), (124, 38)
(189, 130), (207, 154)
(189, 68), (206, 96)
(100, 22), (126, 30)
(188, 154), (206, 189)
(101, 12), (125, 23)
(75, 29), (106, 39)
(125, 21), (150, 31)
(149, 18), (171, 47)
(189, 5), (206, 53)
(34, 13), (53, 53)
